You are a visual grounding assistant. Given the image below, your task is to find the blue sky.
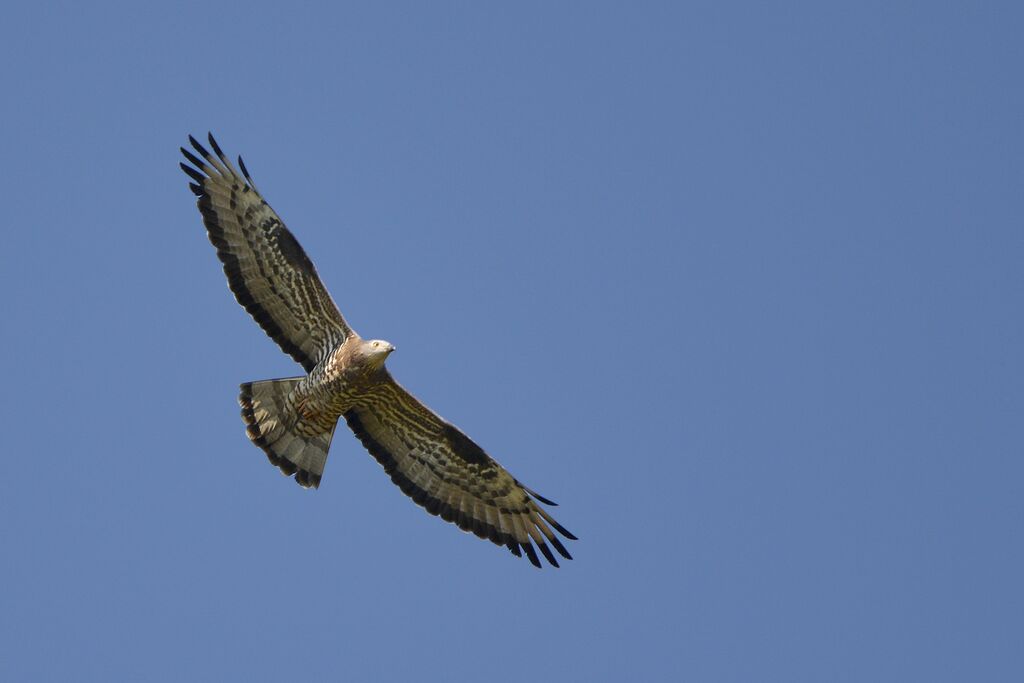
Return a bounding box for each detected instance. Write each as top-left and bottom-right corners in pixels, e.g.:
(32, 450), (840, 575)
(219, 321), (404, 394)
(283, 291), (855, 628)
(1, 2), (1021, 680)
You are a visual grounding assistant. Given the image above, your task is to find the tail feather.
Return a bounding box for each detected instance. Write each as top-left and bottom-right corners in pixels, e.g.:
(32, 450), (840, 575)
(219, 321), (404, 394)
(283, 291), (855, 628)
(238, 378), (336, 488)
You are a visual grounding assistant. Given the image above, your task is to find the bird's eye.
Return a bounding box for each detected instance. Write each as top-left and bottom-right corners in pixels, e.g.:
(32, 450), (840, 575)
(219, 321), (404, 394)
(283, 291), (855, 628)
(373, 341), (379, 347)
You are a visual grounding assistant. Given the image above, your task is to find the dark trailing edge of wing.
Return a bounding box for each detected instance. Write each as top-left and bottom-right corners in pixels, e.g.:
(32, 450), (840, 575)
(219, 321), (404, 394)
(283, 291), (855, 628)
(239, 382), (322, 488)
(344, 409), (574, 568)
(179, 134), (319, 372)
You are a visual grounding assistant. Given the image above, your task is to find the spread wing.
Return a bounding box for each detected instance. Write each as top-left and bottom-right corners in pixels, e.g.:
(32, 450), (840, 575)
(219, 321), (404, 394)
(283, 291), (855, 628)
(180, 134), (351, 372)
(345, 375), (577, 568)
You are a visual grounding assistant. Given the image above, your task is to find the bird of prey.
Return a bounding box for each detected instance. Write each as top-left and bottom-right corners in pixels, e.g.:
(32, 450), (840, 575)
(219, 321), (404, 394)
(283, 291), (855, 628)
(180, 133), (575, 567)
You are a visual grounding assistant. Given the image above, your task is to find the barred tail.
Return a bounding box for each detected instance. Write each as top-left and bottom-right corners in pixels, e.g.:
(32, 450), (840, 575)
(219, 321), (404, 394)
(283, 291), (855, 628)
(238, 378), (336, 488)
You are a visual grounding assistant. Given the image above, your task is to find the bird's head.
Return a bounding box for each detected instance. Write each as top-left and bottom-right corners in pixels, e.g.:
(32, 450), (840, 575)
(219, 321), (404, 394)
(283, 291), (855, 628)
(360, 338), (396, 368)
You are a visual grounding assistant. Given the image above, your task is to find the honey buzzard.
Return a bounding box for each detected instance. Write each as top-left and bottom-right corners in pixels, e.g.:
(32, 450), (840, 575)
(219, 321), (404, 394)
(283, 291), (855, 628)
(180, 134), (575, 567)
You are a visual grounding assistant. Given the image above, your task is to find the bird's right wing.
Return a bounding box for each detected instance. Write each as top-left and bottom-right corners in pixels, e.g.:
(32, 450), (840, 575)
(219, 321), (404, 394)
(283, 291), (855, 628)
(180, 133), (352, 372)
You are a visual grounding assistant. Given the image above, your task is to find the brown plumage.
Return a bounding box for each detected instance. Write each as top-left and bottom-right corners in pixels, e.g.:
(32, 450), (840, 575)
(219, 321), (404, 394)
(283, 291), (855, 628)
(181, 133), (576, 567)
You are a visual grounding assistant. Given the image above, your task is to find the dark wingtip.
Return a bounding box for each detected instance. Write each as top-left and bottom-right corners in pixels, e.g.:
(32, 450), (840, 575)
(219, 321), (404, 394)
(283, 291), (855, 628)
(550, 519), (578, 541)
(517, 480), (557, 506)
(530, 491), (558, 506)
(537, 541), (559, 568)
(189, 134), (211, 159)
(180, 162), (205, 184)
(238, 155), (253, 183)
(507, 540), (522, 557)
(207, 132), (224, 159)
(188, 182), (203, 196)
(522, 543), (542, 568)
(180, 147), (206, 171)
(549, 535), (573, 561)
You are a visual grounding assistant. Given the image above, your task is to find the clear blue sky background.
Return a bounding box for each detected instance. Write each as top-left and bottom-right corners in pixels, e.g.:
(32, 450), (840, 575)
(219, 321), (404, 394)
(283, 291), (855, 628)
(1, 2), (1021, 681)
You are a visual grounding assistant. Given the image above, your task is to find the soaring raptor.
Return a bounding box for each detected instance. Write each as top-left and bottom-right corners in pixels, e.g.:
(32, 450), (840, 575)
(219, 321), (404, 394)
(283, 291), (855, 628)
(180, 134), (575, 567)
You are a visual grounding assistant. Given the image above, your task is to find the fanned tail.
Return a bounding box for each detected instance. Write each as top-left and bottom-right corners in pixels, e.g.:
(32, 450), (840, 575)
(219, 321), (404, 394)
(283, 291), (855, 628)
(238, 378), (336, 488)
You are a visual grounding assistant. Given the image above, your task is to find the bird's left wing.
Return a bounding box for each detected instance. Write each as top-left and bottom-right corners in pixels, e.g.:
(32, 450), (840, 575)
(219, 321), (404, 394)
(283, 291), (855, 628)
(344, 375), (576, 568)
(180, 134), (352, 372)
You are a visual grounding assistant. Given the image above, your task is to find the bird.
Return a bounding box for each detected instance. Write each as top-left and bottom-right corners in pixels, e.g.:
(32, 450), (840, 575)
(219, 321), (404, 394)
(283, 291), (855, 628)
(180, 133), (575, 567)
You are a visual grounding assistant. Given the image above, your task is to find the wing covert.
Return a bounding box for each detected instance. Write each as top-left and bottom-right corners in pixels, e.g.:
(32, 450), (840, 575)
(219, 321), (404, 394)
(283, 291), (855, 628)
(180, 133), (351, 371)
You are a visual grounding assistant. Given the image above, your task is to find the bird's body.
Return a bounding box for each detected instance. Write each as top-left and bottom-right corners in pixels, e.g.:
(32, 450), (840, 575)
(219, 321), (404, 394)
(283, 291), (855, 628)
(289, 336), (396, 436)
(180, 133), (575, 567)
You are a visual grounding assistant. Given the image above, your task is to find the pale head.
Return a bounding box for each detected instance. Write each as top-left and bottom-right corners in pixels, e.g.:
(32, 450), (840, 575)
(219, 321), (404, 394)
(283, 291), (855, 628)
(359, 338), (396, 369)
